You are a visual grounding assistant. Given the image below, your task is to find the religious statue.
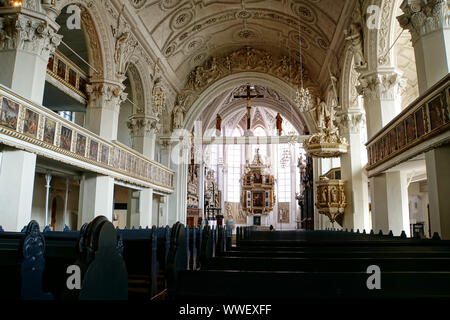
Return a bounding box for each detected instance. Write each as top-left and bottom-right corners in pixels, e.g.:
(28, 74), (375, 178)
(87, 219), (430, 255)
(173, 95), (186, 129)
(345, 22), (367, 70)
(215, 114), (222, 136)
(275, 113), (283, 136)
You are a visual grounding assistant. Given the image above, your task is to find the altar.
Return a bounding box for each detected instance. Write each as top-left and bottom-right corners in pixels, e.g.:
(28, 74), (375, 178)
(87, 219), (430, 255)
(240, 150), (275, 226)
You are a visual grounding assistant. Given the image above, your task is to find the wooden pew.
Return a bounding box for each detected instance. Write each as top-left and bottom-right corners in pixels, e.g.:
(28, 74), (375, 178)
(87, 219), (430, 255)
(117, 226), (158, 300)
(0, 221), (53, 300)
(172, 229), (450, 300)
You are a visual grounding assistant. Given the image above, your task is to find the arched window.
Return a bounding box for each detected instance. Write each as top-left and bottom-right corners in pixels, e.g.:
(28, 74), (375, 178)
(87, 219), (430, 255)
(277, 144), (291, 202)
(252, 126), (267, 158)
(226, 128), (242, 202)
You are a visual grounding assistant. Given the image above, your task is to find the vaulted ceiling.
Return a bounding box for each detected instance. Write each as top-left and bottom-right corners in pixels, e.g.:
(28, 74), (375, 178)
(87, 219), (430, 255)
(130, 0), (355, 90)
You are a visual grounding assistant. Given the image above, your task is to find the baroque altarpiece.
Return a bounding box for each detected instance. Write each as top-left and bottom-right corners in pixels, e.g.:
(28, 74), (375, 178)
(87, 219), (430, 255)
(240, 150), (275, 221)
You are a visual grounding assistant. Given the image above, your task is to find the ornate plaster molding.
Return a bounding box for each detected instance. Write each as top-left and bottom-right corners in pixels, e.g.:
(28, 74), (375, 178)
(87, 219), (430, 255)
(0, 12), (62, 59)
(357, 71), (407, 101)
(127, 114), (160, 137)
(336, 110), (366, 135)
(398, 0), (450, 43)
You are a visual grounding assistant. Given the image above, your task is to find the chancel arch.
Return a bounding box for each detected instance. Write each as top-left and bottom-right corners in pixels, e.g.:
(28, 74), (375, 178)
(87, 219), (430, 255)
(183, 72), (315, 133)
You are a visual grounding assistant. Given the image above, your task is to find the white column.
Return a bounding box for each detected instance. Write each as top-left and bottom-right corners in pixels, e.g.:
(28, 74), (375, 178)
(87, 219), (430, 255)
(358, 71), (409, 235)
(128, 115), (158, 227)
(44, 172), (52, 228)
(77, 173), (114, 229)
(0, 6), (60, 231)
(370, 171), (410, 236)
(85, 81), (127, 141)
(398, 0), (450, 95)
(425, 145), (450, 238)
(0, 147), (37, 231)
(399, 0), (450, 238)
(338, 111), (371, 232)
(0, 7), (61, 105)
(139, 188), (153, 228)
(127, 190), (140, 228)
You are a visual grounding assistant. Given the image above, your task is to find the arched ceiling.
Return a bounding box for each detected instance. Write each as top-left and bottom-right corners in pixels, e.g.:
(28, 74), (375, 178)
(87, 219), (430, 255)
(130, 0), (355, 90)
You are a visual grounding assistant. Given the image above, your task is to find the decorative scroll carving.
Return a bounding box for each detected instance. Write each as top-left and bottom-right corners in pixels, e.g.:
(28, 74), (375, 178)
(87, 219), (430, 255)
(86, 82), (127, 107)
(357, 72), (406, 101)
(80, 5), (104, 78)
(336, 111), (365, 135)
(111, 6), (139, 80)
(176, 46), (313, 119)
(127, 115), (160, 137)
(398, 0), (450, 43)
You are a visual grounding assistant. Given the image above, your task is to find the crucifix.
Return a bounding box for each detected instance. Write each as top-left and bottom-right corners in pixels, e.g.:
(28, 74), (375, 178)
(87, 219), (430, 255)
(234, 85), (264, 131)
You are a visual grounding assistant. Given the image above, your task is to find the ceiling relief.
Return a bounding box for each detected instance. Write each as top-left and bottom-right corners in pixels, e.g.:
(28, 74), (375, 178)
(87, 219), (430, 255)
(132, 0), (348, 85)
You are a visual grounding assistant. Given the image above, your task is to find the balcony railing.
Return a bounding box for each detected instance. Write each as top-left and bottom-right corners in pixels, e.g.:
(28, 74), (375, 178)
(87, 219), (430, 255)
(366, 74), (450, 173)
(0, 85), (174, 192)
(46, 50), (88, 102)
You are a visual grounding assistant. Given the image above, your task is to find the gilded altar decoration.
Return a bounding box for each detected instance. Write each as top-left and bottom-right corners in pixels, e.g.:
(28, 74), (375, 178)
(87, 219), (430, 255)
(315, 177), (347, 224)
(240, 150), (275, 216)
(304, 98), (348, 158)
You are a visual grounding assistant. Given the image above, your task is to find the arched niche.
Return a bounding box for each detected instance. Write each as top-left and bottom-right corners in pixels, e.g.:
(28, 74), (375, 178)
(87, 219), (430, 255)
(117, 63), (146, 148)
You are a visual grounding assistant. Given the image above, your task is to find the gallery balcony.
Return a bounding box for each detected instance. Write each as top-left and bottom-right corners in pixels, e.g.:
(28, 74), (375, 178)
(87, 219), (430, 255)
(0, 84), (174, 194)
(366, 74), (450, 177)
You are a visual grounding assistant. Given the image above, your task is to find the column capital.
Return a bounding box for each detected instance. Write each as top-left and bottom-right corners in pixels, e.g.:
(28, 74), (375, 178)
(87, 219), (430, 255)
(86, 81), (128, 109)
(398, 0), (449, 43)
(127, 114), (160, 138)
(357, 70), (406, 101)
(336, 110), (366, 135)
(0, 11), (62, 59)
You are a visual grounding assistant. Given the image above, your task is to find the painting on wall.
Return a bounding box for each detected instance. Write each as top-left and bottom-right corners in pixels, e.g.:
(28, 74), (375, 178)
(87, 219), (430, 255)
(397, 122), (406, 149)
(0, 97), (19, 130)
(406, 114), (416, 143)
(252, 191), (264, 207)
(57, 60), (66, 79)
(415, 107), (425, 138)
(68, 69), (77, 87)
(428, 95), (443, 130)
(253, 215), (261, 226)
(127, 154), (132, 172)
(76, 133), (87, 156)
(23, 108), (39, 137)
(389, 129), (397, 154)
(120, 150), (126, 170)
(101, 145), (109, 164)
(114, 148), (120, 168)
(60, 126), (72, 151)
(89, 140), (99, 160)
(43, 118), (56, 144)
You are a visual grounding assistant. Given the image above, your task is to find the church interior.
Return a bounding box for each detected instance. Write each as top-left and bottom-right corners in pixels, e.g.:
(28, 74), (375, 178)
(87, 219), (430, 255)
(0, 0), (450, 303)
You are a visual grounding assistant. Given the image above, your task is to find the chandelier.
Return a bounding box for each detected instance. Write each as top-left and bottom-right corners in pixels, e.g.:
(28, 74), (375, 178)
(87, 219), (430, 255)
(152, 79), (166, 117)
(9, 0), (22, 6)
(294, 31), (313, 112)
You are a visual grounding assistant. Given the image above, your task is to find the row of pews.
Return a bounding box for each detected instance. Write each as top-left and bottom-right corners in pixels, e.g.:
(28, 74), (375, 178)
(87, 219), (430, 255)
(172, 227), (450, 300)
(0, 218), (225, 300)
